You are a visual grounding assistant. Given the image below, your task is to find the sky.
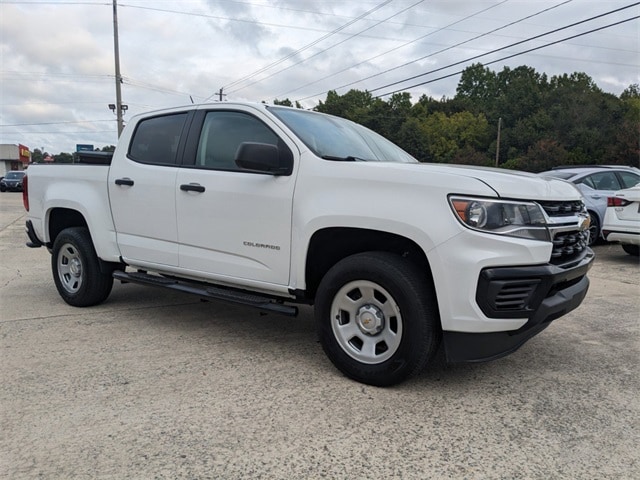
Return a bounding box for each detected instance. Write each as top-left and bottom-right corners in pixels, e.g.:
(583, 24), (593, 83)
(1, 0), (638, 154)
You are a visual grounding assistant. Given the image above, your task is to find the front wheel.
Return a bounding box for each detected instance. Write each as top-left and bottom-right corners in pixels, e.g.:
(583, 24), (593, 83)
(52, 227), (114, 307)
(315, 252), (440, 386)
(622, 244), (639, 256)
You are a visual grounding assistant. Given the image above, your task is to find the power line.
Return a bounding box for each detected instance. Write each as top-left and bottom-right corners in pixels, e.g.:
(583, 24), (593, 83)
(295, 1), (638, 103)
(2, 1), (107, 4)
(226, 0), (427, 96)
(1, 120), (116, 127)
(219, 0), (394, 95)
(374, 15), (640, 98)
(367, 2), (640, 95)
(7, 130), (117, 134)
(120, 2), (405, 43)
(122, 77), (206, 99)
(281, 0), (524, 99)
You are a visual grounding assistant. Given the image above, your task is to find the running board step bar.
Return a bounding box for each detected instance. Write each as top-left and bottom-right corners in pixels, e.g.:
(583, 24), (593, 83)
(113, 270), (298, 317)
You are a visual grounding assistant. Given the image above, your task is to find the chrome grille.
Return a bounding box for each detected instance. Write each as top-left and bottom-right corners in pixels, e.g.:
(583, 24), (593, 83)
(538, 200), (584, 216)
(551, 230), (589, 259)
(539, 200), (589, 264)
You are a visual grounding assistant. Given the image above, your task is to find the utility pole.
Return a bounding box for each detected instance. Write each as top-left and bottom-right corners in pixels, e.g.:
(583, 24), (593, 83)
(218, 88), (226, 101)
(112, 0), (124, 137)
(495, 117), (502, 167)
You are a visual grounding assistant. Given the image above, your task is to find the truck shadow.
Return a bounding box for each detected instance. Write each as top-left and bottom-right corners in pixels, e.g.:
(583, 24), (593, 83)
(103, 282), (578, 391)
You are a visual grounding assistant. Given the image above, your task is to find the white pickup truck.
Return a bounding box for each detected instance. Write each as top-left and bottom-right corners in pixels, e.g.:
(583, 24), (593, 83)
(24, 102), (594, 386)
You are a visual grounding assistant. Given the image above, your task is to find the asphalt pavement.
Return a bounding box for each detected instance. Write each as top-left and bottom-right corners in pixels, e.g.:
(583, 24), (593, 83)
(1, 192), (638, 479)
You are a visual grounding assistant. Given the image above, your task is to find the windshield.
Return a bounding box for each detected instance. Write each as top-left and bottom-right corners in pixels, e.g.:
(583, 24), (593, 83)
(269, 107), (417, 163)
(5, 171), (25, 179)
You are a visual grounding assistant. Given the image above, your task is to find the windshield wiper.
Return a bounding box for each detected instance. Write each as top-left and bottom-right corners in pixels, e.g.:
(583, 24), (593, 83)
(321, 155), (370, 162)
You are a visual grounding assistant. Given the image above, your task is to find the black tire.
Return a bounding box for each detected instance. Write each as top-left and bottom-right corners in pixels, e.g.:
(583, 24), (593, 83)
(622, 244), (639, 256)
(587, 211), (601, 246)
(315, 252), (441, 387)
(0, 186), (6, 192)
(51, 227), (114, 307)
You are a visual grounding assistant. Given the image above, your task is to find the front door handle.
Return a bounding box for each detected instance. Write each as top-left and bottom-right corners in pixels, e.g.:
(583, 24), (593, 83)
(180, 183), (205, 193)
(115, 177), (134, 186)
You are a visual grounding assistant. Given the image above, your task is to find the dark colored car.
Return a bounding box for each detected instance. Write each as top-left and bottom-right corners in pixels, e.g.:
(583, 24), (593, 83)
(0, 171), (26, 192)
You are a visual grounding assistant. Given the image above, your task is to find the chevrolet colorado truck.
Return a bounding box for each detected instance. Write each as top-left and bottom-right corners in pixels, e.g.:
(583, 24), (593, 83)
(23, 102), (594, 386)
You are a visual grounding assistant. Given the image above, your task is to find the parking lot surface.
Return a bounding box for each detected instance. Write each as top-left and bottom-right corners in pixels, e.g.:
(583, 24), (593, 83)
(1, 192), (638, 479)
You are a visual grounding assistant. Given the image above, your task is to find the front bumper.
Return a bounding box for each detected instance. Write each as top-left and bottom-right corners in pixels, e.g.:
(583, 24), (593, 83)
(443, 248), (594, 363)
(1, 182), (22, 191)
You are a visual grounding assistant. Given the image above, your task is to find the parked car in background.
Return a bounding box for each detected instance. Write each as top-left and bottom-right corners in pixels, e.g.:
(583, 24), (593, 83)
(539, 166), (640, 245)
(0, 171), (26, 192)
(602, 184), (640, 257)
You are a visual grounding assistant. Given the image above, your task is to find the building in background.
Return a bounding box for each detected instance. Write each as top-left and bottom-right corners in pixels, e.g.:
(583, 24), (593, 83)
(0, 144), (30, 175)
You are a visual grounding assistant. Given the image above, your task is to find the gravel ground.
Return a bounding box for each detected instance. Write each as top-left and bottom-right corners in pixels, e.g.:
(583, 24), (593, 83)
(1, 192), (639, 479)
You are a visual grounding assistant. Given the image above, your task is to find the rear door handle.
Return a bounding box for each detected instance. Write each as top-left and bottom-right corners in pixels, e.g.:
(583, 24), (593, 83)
(180, 183), (205, 193)
(115, 177), (134, 186)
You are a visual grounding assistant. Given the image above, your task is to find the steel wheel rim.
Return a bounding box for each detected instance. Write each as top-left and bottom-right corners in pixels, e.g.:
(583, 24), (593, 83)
(57, 242), (84, 293)
(330, 280), (403, 364)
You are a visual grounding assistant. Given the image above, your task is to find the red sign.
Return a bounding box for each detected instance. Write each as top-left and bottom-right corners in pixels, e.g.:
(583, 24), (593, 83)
(18, 144), (30, 164)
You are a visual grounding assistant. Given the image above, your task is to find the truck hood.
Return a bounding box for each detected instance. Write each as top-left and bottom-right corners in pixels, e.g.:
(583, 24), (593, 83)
(405, 163), (582, 201)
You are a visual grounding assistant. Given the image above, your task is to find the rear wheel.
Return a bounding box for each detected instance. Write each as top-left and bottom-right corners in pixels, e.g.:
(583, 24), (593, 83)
(52, 227), (114, 307)
(587, 211), (601, 246)
(315, 252), (440, 386)
(622, 244), (639, 256)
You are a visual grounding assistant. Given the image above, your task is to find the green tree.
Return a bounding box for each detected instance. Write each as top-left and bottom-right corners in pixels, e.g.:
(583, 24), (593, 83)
(455, 63), (498, 114)
(606, 94), (640, 166)
(272, 98), (303, 108)
(419, 111), (490, 162)
(397, 117), (429, 162)
(30, 148), (44, 163)
(620, 83), (640, 100)
(517, 140), (570, 172)
(545, 74), (622, 163)
(54, 152), (74, 163)
(315, 89), (374, 118)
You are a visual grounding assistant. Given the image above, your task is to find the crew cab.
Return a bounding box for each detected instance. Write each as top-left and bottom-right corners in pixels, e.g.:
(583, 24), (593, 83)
(23, 102), (594, 386)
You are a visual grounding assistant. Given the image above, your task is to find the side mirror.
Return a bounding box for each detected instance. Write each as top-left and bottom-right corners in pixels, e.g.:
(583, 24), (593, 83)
(235, 142), (293, 176)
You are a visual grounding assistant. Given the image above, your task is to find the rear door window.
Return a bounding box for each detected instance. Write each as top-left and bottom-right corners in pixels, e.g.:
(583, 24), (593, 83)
(128, 113), (188, 165)
(618, 171), (640, 189)
(584, 172), (621, 191)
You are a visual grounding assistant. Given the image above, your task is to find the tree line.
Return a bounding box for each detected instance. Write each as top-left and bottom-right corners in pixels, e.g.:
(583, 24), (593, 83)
(278, 63), (639, 172)
(30, 145), (115, 164)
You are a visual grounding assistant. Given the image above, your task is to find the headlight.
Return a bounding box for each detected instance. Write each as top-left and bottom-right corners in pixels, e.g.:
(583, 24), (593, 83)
(449, 196), (550, 241)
